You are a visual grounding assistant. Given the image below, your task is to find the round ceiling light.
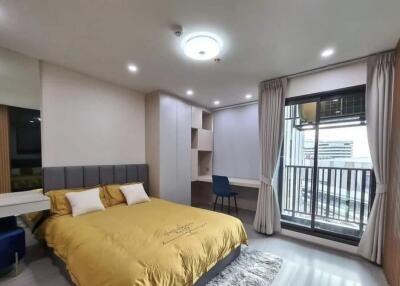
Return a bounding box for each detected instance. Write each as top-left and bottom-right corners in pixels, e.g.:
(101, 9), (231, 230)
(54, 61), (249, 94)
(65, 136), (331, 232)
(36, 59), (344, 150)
(183, 32), (222, 61)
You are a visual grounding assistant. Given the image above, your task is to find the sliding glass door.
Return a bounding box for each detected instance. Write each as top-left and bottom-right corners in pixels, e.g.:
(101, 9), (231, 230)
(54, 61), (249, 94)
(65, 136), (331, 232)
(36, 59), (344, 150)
(281, 102), (316, 228)
(279, 86), (375, 242)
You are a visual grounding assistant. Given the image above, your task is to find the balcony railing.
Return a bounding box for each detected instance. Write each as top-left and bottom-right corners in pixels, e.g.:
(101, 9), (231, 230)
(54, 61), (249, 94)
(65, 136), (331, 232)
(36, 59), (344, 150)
(281, 165), (375, 238)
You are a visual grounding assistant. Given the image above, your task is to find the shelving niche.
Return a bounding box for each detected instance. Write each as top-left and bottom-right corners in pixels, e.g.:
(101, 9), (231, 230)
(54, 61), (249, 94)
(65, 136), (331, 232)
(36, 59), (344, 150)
(191, 107), (213, 180)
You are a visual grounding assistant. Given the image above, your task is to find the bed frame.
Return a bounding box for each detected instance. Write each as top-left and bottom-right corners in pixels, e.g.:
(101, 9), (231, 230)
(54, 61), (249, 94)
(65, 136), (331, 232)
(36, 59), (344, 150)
(42, 164), (240, 286)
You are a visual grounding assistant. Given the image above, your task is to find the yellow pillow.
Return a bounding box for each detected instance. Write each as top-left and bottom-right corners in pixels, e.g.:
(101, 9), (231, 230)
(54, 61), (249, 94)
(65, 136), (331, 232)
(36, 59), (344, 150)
(104, 183), (139, 206)
(21, 211), (43, 229)
(46, 186), (109, 216)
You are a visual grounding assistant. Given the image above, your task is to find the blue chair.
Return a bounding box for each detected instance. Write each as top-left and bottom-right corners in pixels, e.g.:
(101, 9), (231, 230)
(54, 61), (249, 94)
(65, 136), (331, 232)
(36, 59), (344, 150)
(212, 175), (238, 214)
(0, 216), (25, 275)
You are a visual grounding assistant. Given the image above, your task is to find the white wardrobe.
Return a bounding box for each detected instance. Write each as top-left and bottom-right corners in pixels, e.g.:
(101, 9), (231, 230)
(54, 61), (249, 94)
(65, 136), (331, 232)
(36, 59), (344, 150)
(145, 91), (191, 204)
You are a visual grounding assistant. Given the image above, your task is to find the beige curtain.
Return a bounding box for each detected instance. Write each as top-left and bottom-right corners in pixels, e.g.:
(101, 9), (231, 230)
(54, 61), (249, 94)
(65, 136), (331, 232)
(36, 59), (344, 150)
(358, 52), (395, 265)
(253, 78), (287, 234)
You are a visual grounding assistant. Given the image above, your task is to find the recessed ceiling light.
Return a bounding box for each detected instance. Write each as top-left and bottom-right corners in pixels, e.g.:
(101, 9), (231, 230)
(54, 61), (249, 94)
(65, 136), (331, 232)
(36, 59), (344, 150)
(186, 89), (194, 96)
(127, 64), (138, 73)
(321, 48), (335, 58)
(214, 100), (220, 106)
(183, 32), (222, 61)
(245, 94), (253, 99)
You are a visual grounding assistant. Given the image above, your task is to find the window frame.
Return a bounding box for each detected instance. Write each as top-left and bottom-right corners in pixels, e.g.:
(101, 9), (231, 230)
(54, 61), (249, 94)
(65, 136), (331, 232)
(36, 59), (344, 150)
(278, 84), (375, 245)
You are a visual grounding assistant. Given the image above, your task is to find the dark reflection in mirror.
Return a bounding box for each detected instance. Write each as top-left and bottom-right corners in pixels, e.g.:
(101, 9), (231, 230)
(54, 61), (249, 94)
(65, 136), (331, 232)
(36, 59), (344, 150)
(8, 106), (42, 192)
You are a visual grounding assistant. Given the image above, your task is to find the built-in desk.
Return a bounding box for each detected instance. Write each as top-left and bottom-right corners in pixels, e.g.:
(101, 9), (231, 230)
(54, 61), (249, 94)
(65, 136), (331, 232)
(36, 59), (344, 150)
(0, 190), (50, 218)
(192, 176), (259, 211)
(196, 175), (260, 189)
(0, 190), (50, 275)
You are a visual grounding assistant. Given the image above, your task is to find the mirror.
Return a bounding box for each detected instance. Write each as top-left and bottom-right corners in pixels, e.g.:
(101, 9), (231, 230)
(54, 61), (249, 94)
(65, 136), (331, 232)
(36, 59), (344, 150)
(0, 46), (41, 193)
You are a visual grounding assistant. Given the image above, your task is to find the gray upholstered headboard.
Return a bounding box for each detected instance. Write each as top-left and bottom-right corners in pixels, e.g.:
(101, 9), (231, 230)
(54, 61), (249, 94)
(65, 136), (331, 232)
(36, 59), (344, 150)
(43, 164), (149, 193)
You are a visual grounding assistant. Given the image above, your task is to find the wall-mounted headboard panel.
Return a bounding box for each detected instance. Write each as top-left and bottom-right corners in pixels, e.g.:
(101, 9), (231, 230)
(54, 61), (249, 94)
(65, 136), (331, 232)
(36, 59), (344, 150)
(43, 164), (149, 193)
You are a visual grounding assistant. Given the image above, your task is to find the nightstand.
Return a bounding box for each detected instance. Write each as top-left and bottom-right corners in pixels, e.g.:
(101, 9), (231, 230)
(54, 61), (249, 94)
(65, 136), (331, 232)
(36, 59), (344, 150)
(0, 190), (50, 275)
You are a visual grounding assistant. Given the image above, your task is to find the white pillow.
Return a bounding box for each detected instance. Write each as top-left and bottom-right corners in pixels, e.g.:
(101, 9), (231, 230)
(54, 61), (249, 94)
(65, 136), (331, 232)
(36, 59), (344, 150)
(65, 187), (105, 217)
(120, 183), (150, 205)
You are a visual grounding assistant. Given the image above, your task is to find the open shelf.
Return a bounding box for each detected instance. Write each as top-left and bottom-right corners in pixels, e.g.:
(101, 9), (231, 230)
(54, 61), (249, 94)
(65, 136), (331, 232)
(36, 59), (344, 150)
(198, 151), (212, 176)
(191, 107), (213, 182)
(191, 128), (198, 149)
(202, 111), (212, 130)
(197, 129), (212, 151)
(191, 149), (198, 181)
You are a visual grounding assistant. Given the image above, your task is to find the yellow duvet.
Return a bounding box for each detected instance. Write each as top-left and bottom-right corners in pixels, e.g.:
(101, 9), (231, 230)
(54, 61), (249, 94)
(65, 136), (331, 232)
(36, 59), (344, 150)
(41, 198), (248, 286)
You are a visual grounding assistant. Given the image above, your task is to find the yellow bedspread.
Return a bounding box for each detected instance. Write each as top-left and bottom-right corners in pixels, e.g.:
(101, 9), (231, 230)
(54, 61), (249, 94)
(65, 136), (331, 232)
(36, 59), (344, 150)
(41, 198), (248, 286)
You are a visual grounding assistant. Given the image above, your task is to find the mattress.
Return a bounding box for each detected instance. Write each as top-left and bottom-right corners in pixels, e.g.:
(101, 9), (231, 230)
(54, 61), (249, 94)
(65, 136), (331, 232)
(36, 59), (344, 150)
(40, 198), (248, 286)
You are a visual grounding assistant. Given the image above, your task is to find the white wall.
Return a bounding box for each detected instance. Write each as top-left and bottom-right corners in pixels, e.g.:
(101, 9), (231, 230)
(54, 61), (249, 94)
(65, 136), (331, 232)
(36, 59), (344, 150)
(213, 103), (259, 180)
(212, 61), (367, 180)
(287, 61), (366, 98)
(0, 47), (41, 109)
(41, 63), (145, 167)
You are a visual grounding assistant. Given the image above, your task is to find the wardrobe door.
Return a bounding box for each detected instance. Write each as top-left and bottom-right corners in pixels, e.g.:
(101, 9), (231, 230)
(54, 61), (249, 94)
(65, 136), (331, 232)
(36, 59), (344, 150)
(176, 100), (191, 205)
(159, 95), (178, 202)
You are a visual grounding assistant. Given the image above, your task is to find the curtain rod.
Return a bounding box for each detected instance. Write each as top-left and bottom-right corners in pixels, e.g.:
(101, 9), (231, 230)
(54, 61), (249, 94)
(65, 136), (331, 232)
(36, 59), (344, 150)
(213, 100), (258, 111)
(262, 48), (395, 83)
(213, 49), (395, 111)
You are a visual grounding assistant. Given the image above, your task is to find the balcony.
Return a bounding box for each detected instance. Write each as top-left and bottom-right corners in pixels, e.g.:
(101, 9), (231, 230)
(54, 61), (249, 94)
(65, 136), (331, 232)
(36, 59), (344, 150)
(280, 165), (375, 240)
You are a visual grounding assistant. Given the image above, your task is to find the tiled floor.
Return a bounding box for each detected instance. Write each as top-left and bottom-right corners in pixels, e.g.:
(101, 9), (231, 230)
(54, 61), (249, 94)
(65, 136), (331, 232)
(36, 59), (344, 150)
(245, 223), (387, 286)
(226, 208), (387, 286)
(0, 208), (388, 286)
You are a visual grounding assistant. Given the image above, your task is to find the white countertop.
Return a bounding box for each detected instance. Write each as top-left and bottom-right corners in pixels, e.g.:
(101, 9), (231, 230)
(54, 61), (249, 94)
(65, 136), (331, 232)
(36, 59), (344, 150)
(195, 175), (260, 189)
(0, 190), (49, 206)
(0, 190), (50, 218)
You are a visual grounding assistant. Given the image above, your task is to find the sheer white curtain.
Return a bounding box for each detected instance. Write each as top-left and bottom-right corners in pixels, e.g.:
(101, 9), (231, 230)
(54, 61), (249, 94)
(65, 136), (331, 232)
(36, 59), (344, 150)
(358, 52), (395, 265)
(253, 78), (287, 234)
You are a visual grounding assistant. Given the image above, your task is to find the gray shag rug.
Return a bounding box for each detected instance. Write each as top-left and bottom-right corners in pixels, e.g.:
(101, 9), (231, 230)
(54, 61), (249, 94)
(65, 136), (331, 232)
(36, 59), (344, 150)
(207, 247), (283, 286)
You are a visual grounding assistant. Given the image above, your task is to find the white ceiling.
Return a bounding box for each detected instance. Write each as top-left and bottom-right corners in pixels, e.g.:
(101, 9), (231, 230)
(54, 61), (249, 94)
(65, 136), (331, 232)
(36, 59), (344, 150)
(0, 0), (398, 108)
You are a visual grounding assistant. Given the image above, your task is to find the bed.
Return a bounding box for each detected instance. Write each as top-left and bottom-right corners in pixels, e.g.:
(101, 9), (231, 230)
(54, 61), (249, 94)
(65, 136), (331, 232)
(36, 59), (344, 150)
(40, 164), (248, 286)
